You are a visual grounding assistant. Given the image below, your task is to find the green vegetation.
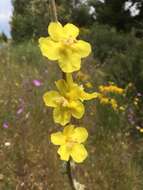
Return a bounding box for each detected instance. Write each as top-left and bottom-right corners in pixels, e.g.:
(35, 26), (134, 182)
(11, 0), (143, 42)
(0, 32), (7, 43)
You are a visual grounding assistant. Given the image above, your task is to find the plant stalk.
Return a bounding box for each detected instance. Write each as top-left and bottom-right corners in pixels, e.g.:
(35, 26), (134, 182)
(49, 0), (66, 80)
(66, 160), (76, 190)
(49, 0), (75, 189)
(49, 0), (58, 22)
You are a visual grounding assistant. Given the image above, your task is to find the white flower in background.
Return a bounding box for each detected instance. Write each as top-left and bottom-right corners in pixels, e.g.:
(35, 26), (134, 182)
(4, 142), (11, 147)
(124, 1), (140, 16)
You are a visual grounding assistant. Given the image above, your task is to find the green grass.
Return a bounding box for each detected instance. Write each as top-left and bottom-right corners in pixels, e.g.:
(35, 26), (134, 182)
(0, 42), (143, 190)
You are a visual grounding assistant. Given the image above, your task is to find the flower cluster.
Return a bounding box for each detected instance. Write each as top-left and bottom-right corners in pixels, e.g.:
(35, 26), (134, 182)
(99, 84), (124, 95)
(97, 84), (124, 111)
(39, 22), (96, 163)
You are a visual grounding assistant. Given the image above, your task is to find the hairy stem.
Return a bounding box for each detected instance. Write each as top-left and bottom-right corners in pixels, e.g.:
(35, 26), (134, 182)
(66, 160), (76, 190)
(49, 0), (58, 22)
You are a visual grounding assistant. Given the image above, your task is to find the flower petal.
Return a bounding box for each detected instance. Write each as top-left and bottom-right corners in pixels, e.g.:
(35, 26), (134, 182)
(71, 144), (88, 163)
(43, 91), (60, 107)
(73, 127), (88, 143)
(55, 79), (68, 95)
(39, 37), (60, 60)
(63, 124), (75, 137)
(66, 85), (82, 100)
(63, 23), (79, 38)
(80, 91), (99, 101)
(59, 51), (81, 73)
(48, 22), (64, 41)
(53, 107), (71, 126)
(57, 145), (70, 161)
(70, 101), (85, 119)
(51, 132), (66, 145)
(73, 40), (91, 58)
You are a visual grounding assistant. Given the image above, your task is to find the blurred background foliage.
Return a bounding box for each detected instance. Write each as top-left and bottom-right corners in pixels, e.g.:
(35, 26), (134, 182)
(11, 0), (143, 41)
(10, 0), (143, 93)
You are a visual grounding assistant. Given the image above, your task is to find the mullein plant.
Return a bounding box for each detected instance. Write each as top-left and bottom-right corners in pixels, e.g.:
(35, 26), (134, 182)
(39, 22), (98, 163)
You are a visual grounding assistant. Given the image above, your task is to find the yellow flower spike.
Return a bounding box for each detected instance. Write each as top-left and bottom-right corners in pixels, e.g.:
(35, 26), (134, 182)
(99, 85), (124, 95)
(51, 124), (88, 163)
(39, 22), (91, 73)
(43, 78), (97, 125)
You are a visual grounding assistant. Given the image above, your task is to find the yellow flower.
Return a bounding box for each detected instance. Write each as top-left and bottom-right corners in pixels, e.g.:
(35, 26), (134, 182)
(99, 85), (124, 94)
(134, 97), (139, 102)
(43, 74), (98, 126)
(51, 124), (88, 163)
(76, 71), (90, 81)
(110, 99), (118, 110)
(133, 101), (138, 106)
(85, 82), (93, 88)
(39, 22), (91, 73)
(97, 93), (109, 104)
(136, 126), (143, 133)
(100, 97), (110, 104)
(97, 94), (118, 110)
(139, 128), (143, 133)
(119, 106), (125, 111)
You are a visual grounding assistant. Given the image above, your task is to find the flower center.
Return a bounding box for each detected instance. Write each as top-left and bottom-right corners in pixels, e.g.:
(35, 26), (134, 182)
(55, 96), (69, 107)
(62, 37), (77, 46)
(66, 140), (76, 149)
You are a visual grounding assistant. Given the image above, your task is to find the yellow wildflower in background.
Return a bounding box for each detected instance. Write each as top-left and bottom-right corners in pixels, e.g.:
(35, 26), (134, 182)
(99, 85), (124, 94)
(39, 22), (91, 73)
(51, 124), (88, 163)
(85, 82), (93, 88)
(136, 126), (143, 133)
(139, 128), (143, 133)
(76, 71), (90, 81)
(97, 94), (119, 110)
(119, 106), (125, 111)
(110, 99), (118, 110)
(98, 94), (110, 104)
(43, 74), (98, 125)
(133, 97), (139, 106)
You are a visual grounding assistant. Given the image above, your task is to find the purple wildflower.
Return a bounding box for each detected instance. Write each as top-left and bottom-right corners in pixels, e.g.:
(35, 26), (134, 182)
(137, 93), (142, 97)
(32, 79), (42, 87)
(3, 122), (9, 129)
(17, 107), (24, 115)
